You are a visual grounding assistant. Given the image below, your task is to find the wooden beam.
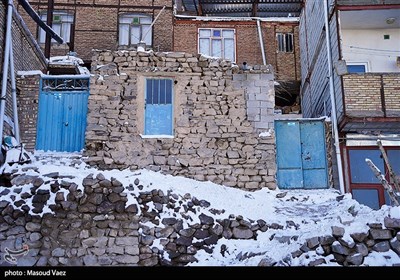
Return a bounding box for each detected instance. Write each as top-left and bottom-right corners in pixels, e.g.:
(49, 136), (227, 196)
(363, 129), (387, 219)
(197, 0), (204, 16)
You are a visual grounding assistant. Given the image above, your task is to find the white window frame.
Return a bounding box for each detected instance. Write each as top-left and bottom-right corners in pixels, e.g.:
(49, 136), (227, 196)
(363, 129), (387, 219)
(277, 33), (294, 53)
(118, 14), (152, 47)
(38, 11), (73, 44)
(346, 62), (370, 73)
(198, 28), (236, 62)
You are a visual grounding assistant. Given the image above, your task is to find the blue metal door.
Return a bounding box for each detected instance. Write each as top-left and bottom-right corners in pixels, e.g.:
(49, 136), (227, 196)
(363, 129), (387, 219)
(36, 77), (89, 152)
(275, 119), (328, 189)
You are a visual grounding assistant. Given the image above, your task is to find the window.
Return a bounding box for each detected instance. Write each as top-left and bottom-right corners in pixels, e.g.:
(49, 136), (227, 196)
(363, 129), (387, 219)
(198, 28), (235, 62)
(119, 14), (152, 47)
(144, 78), (173, 136)
(277, 33), (294, 53)
(38, 12), (73, 43)
(347, 63), (367, 73)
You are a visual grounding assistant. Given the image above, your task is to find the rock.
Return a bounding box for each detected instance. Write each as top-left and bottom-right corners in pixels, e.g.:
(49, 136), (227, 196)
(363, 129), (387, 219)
(222, 229), (232, 239)
(173, 254), (197, 263)
(384, 217), (400, 229)
(204, 234), (219, 245)
(25, 222), (41, 232)
(199, 214), (214, 225)
(372, 241), (390, 252)
(43, 172), (59, 178)
(332, 226), (345, 237)
(36, 256), (48, 266)
(291, 250), (303, 258)
(356, 243), (369, 257)
(134, 178), (140, 186)
(141, 235), (155, 245)
(230, 220), (240, 228)
(162, 218), (177, 226)
(176, 236), (192, 246)
(210, 224), (223, 236)
(199, 200), (210, 208)
(96, 173), (106, 181)
(194, 229), (210, 239)
(156, 227), (174, 238)
(232, 227), (253, 239)
(52, 248), (65, 257)
(368, 223), (382, 229)
(339, 237), (355, 249)
(111, 178), (123, 187)
(115, 255), (139, 264)
(369, 229), (392, 240)
(97, 200), (114, 214)
(307, 237), (319, 249)
(258, 257), (276, 266)
(179, 228), (196, 238)
(11, 175), (38, 186)
(350, 232), (368, 243)
(125, 245), (139, 255)
(29, 232), (42, 242)
(390, 238), (400, 255)
(98, 256), (112, 265)
(126, 204), (138, 214)
(113, 186), (124, 194)
(17, 257), (37, 266)
(346, 253), (363, 266)
(308, 258), (326, 266)
(331, 241), (350, 255)
(270, 223), (283, 230)
(139, 257), (158, 266)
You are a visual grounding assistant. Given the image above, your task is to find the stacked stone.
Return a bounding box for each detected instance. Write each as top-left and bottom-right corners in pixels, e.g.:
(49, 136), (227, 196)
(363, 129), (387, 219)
(289, 221), (400, 266)
(86, 50), (277, 191)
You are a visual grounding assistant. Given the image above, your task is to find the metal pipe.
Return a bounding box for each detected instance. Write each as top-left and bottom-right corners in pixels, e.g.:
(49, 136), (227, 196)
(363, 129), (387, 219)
(9, 39), (20, 143)
(141, 5), (166, 43)
(0, 0), (14, 143)
(324, 0), (345, 194)
(256, 19), (267, 65)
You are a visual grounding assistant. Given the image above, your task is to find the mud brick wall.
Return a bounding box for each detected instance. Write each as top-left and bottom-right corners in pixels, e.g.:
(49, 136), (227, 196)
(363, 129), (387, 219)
(85, 50), (277, 190)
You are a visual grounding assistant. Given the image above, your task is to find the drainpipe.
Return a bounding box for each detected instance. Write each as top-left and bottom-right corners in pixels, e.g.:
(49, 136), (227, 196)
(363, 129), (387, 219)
(324, 0), (345, 194)
(0, 0), (14, 143)
(9, 39), (20, 143)
(256, 19), (267, 65)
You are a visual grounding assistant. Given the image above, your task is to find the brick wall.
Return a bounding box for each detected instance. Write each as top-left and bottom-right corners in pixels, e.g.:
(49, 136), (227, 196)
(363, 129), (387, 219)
(16, 0), (174, 63)
(343, 74), (400, 118)
(85, 50), (277, 190)
(173, 20), (301, 82)
(0, 1), (46, 140)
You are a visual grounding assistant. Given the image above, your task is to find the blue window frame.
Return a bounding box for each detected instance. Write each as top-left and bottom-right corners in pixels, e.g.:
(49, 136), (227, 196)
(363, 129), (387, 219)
(347, 64), (366, 73)
(144, 78), (173, 136)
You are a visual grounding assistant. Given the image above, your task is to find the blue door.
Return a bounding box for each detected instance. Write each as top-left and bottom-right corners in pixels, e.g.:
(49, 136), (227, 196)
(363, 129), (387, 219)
(36, 77), (89, 152)
(145, 78), (173, 135)
(275, 119), (328, 189)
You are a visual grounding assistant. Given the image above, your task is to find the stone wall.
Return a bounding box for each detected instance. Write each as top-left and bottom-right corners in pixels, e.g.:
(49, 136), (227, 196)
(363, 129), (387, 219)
(85, 50), (277, 191)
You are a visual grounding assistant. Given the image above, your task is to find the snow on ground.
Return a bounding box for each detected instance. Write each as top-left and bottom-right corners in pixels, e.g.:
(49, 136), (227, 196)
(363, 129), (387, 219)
(1, 151), (399, 266)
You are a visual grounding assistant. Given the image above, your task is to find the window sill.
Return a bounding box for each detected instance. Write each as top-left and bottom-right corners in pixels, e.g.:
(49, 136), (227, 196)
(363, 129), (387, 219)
(140, 134), (174, 139)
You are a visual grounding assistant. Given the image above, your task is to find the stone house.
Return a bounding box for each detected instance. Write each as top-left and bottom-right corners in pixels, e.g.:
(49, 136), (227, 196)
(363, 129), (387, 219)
(300, 0), (400, 209)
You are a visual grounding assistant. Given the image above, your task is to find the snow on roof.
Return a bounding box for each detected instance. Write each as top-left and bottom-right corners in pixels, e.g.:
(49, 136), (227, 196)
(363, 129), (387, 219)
(174, 13), (299, 23)
(49, 55), (84, 65)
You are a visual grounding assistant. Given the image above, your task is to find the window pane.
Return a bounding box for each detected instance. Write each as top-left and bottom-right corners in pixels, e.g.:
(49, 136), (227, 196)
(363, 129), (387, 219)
(39, 28), (46, 44)
(140, 16), (152, 24)
(146, 79), (153, 104)
(388, 150), (400, 183)
(222, 30), (234, 38)
(152, 80), (159, 104)
(141, 24), (152, 45)
(166, 80), (172, 104)
(211, 39), (222, 57)
(199, 29), (211, 37)
(52, 23), (61, 43)
(347, 65), (366, 73)
(119, 24), (129, 45)
(131, 25), (141, 44)
(61, 23), (71, 43)
(160, 80), (166, 104)
(352, 189), (380, 210)
(213, 29), (221, 37)
(224, 38), (235, 61)
(286, 34), (293, 52)
(349, 149), (384, 183)
(199, 38), (210, 55)
(277, 34), (284, 52)
(120, 16), (132, 24)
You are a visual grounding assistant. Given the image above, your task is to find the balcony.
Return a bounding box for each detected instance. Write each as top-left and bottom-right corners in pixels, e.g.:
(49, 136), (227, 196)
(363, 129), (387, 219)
(340, 73), (400, 132)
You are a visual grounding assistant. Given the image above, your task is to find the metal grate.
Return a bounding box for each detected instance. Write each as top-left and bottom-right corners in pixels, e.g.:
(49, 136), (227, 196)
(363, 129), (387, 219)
(41, 77), (90, 92)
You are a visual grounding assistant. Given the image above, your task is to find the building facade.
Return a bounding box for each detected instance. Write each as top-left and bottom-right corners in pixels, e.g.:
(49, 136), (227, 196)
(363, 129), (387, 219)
(16, 0), (174, 65)
(300, 0), (400, 209)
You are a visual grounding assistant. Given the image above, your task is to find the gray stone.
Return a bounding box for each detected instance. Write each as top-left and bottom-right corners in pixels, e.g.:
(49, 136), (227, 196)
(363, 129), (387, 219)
(156, 226), (174, 238)
(25, 222), (41, 232)
(179, 228), (196, 238)
(36, 256), (48, 266)
(199, 213), (214, 225)
(291, 250), (303, 258)
(332, 226), (345, 237)
(173, 254), (197, 263)
(222, 229), (233, 239)
(83, 255), (98, 266)
(162, 217), (177, 225)
(17, 257), (37, 266)
(176, 236), (192, 246)
(319, 235), (335, 246)
(52, 248), (65, 257)
(356, 243), (369, 257)
(369, 229), (392, 240)
(307, 237), (319, 249)
(331, 241), (350, 255)
(29, 232), (42, 242)
(115, 255), (139, 264)
(139, 256), (158, 266)
(232, 227), (253, 239)
(346, 253), (363, 266)
(368, 223), (382, 229)
(373, 241), (390, 252)
(126, 204), (138, 214)
(339, 237), (355, 249)
(210, 224), (223, 236)
(204, 234), (219, 245)
(308, 258), (326, 266)
(115, 237), (138, 246)
(125, 245), (139, 255)
(390, 237), (400, 255)
(90, 248), (106, 256)
(194, 229), (210, 239)
(8, 226), (25, 235)
(384, 217), (400, 229)
(11, 175), (38, 186)
(141, 235), (155, 245)
(258, 256), (276, 266)
(98, 256), (112, 265)
(350, 232), (368, 243)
